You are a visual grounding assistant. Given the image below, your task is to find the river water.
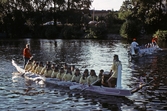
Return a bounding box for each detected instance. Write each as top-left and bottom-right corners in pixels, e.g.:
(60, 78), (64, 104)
(0, 39), (167, 111)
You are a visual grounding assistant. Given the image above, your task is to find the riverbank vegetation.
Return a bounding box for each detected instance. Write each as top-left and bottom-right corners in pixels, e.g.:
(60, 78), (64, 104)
(0, 0), (167, 41)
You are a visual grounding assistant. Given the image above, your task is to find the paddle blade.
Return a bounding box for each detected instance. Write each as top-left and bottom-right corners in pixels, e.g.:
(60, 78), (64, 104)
(70, 84), (82, 90)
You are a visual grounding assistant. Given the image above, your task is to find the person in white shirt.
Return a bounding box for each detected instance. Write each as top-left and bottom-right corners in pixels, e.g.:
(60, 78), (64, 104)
(71, 68), (81, 83)
(131, 38), (140, 54)
(87, 69), (98, 86)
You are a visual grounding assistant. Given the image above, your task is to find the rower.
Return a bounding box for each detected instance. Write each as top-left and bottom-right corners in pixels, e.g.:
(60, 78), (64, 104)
(40, 61), (51, 75)
(24, 59), (33, 71)
(62, 67), (73, 81)
(26, 60), (36, 72)
(51, 65), (59, 78)
(71, 68), (81, 83)
(35, 62), (44, 74)
(30, 62), (39, 73)
(93, 69), (104, 86)
(43, 65), (52, 77)
(56, 67), (65, 80)
(63, 63), (68, 72)
(101, 70), (112, 87)
(79, 69), (89, 84)
(87, 69), (98, 86)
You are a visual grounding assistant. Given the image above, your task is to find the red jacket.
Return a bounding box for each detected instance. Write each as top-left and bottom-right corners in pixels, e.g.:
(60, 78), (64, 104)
(23, 48), (31, 58)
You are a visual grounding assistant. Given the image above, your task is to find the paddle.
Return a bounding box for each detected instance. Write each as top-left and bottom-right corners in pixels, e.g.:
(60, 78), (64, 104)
(80, 79), (100, 92)
(69, 79), (100, 90)
(69, 84), (83, 90)
(131, 78), (155, 94)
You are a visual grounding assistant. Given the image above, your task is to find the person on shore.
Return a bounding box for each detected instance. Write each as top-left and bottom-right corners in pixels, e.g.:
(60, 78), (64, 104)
(71, 68), (81, 83)
(62, 67), (73, 81)
(87, 69), (98, 86)
(79, 69), (89, 84)
(23, 44), (32, 68)
(107, 54), (122, 87)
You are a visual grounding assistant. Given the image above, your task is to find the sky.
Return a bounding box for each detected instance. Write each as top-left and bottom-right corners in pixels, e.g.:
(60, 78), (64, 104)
(91, 0), (124, 11)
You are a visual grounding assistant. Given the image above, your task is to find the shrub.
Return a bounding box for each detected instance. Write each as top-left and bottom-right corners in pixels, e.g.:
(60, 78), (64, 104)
(61, 26), (83, 39)
(120, 20), (140, 39)
(85, 22), (107, 39)
(153, 30), (167, 41)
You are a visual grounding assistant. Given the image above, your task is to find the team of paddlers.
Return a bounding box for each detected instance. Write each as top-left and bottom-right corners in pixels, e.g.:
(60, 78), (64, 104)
(23, 43), (121, 88)
(24, 57), (120, 88)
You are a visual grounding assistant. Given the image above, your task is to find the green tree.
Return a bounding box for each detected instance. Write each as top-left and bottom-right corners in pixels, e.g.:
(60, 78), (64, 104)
(120, 20), (140, 39)
(119, 0), (167, 38)
(0, 0), (93, 38)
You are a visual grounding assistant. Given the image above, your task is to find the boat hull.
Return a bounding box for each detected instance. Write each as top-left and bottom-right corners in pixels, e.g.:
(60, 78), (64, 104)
(12, 60), (132, 97)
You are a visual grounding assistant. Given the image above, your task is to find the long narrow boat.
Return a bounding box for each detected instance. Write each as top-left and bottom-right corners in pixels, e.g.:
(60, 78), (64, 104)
(12, 60), (147, 97)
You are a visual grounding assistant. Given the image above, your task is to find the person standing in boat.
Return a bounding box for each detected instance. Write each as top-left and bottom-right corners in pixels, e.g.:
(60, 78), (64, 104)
(131, 38), (140, 55)
(23, 44), (32, 68)
(107, 54), (122, 87)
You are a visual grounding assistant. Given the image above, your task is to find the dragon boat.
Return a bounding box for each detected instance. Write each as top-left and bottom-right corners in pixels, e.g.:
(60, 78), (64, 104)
(12, 60), (152, 97)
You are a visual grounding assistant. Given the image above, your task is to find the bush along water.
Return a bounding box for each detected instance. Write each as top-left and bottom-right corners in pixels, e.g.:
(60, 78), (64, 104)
(153, 30), (167, 41)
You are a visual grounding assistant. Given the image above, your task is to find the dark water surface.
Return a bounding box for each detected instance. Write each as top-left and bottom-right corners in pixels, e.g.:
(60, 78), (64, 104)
(0, 39), (167, 111)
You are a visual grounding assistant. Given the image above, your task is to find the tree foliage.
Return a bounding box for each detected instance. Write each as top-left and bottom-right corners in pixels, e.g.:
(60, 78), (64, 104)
(0, 0), (92, 38)
(119, 0), (167, 38)
(120, 20), (140, 39)
(154, 30), (167, 41)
